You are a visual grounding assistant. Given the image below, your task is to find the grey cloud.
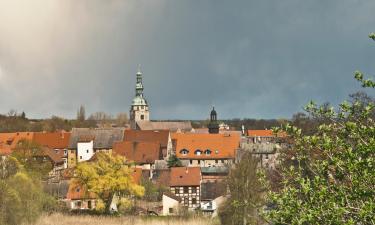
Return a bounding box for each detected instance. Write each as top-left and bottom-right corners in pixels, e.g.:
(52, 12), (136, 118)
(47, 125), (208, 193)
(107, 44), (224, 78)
(0, 0), (374, 120)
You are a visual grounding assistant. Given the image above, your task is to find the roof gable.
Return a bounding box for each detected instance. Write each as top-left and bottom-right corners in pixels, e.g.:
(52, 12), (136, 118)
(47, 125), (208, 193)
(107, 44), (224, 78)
(170, 167), (201, 187)
(124, 130), (169, 148)
(69, 128), (125, 149)
(173, 133), (240, 159)
(113, 141), (161, 164)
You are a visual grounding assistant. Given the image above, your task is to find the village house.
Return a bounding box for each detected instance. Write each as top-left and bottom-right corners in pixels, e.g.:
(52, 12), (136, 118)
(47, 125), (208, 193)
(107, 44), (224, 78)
(162, 192), (182, 216)
(0, 132), (34, 156)
(67, 128), (125, 167)
(172, 133), (240, 167)
(169, 167), (201, 210)
(33, 131), (71, 169)
(124, 130), (173, 159)
(113, 141), (161, 170)
(240, 130), (288, 169)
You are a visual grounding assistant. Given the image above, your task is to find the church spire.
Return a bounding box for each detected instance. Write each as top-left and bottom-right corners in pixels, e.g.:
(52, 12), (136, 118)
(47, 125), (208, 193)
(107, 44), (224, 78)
(135, 65), (144, 97)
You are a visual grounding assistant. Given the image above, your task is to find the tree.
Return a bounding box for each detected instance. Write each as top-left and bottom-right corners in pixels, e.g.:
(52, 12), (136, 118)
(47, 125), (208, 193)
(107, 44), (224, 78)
(77, 105), (86, 122)
(73, 152), (144, 214)
(167, 154), (182, 167)
(0, 157), (47, 225)
(219, 152), (265, 225)
(116, 112), (128, 127)
(11, 140), (52, 178)
(265, 36), (375, 224)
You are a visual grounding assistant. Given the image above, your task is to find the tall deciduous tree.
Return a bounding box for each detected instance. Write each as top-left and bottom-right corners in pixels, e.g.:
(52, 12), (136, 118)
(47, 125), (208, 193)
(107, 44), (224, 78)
(219, 152), (265, 225)
(265, 35), (375, 224)
(73, 152), (144, 214)
(0, 157), (47, 225)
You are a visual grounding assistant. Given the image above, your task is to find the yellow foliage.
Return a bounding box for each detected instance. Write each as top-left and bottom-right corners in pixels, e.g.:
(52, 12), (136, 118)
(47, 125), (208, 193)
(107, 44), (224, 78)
(73, 152), (145, 213)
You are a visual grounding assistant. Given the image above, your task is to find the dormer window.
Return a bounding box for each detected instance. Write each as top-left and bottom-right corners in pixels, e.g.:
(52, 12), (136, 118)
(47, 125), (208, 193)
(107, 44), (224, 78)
(195, 149), (202, 155)
(204, 149), (212, 155)
(215, 150), (219, 154)
(180, 149), (189, 155)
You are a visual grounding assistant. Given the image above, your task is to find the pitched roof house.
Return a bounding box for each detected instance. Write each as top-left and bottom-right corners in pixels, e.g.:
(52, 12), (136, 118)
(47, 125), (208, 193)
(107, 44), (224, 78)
(124, 130), (172, 158)
(0, 132), (34, 155)
(169, 167), (201, 209)
(113, 141), (162, 165)
(136, 121), (192, 133)
(172, 133), (240, 167)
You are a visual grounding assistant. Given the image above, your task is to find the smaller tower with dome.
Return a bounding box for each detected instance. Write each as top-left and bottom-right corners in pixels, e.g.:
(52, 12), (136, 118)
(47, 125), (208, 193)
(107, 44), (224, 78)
(208, 106), (219, 134)
(130, 66), (150, 129)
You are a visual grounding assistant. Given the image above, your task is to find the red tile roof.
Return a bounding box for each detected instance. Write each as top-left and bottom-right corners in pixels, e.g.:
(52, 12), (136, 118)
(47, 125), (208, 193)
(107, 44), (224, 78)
(0, 132), (35, 155)
(66, 182), (97, 200)
(172, 133), (240, 159)
(124, 130), (169, 148)
(113, 141), (161, 164)
(170, 167), (201, 187)
(247, 130), (287, 137)
(0, 132), (34, 149)
(33, 132), (71, 149)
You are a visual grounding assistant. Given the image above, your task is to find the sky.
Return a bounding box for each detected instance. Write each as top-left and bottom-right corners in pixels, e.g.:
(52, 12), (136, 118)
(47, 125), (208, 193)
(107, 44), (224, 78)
(0, 0), (374, 120)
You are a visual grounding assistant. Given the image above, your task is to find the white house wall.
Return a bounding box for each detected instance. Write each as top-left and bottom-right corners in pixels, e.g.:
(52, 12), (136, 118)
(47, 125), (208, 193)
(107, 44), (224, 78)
(77, 141), (94, 162)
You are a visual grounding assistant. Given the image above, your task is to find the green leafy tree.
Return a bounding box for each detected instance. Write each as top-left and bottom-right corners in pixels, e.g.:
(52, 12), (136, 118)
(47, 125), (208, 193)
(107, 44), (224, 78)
(73, 152), (145, 214)
(0, 157), (47, 225)
(265, 35), (375, 224)
(167, 154), (182, 167)
(219, 152), (265, 225)
(11, 139), (52, 178)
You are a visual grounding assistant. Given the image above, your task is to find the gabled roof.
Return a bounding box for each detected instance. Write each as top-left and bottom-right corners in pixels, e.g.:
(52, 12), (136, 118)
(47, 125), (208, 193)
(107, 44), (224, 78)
(33, 147), (64, 164)
(247, 130), (287, 138)
(170, 167), (201, 187)
(33, 132), (71, 149)
(68, 128), (125, 149)
(172, 133), (240, 159)
(124, 130), (169, 148)
(163, 192), (181, 202)
(136, 121), (192, 132)
(0, 132), (34, 149)
(152, 169), (171, 187)
(113, 141), (161, 164)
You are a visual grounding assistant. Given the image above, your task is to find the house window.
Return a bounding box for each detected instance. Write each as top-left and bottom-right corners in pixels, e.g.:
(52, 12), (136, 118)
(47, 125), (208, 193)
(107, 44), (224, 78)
(194, 150), (202, 155)
(76, 201), (82, 208)
(169, 208), (174, 213)
(86, 150), (89, 153)
(54, 149), (59, 154)
(141, 106), (144, 109)
(215, 160), (218, 164)
(184, 187), (189, 193)
(80, 156), (82, 159)
(180, 149), (189, 155)
(204, 149), (212, 155)
(88, 201), (92, 209)
(265, 154), (269, 159)
(192, 198), (197, 204)
(184, 197), (188, 206)
(191, 187), (196, 193)
(141, 115), (145, 120)
(64, 150), (67, 156)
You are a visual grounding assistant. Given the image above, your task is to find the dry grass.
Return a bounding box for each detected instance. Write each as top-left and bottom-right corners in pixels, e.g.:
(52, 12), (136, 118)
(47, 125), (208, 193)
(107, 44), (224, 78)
(34, 213), (219, 225)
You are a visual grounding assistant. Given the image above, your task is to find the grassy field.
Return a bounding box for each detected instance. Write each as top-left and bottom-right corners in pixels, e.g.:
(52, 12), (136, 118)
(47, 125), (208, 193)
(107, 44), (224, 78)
(34, 213), (219, 225)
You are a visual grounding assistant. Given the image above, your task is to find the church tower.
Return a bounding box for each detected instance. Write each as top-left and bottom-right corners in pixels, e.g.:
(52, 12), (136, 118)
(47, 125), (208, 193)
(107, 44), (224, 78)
(130, 66), (150, 129)
(208, 106), (219, 134)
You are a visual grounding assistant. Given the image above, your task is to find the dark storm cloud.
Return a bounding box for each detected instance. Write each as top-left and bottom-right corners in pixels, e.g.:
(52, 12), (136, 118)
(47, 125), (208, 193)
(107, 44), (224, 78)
(0, 0), (374, 119)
